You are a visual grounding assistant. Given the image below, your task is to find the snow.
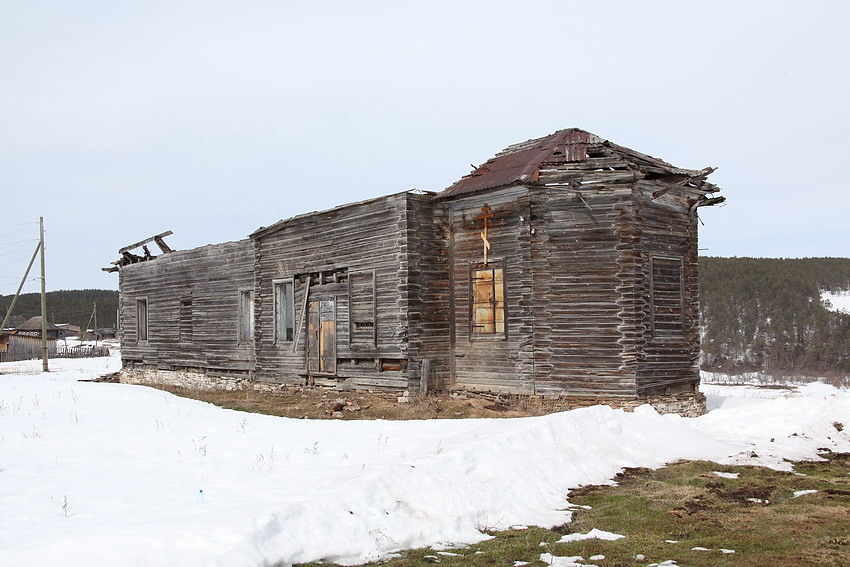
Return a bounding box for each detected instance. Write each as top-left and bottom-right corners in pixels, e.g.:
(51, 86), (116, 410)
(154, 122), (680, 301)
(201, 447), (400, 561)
(822, 289), (850, 314)
(539, 553), (585, 566)
(556, 529), (624, 543)
(700, 380), (793, 411)
(712, 471), (739, 479)
(2, 354), (849, 566)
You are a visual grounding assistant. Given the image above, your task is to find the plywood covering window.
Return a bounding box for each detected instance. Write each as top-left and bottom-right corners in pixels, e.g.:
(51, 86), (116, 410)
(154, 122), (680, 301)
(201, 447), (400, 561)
(238, 289), (254, 343)
(178, 298), (192, 343)
(470, 264), (506, 337)
(274, 279), (294, 343)
(349, 271), (376, 346)
(650, 256), (685, 340)
(136, 298), (148, 342)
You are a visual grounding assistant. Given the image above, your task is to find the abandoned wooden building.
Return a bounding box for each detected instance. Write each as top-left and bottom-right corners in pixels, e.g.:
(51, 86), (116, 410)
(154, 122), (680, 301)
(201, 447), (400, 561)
(0, 317), (60, 363)
(110, 128), (724, 414)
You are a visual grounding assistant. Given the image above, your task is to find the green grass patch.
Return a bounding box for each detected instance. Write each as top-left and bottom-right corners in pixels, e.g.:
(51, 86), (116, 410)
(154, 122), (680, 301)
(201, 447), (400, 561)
(296, 453), (850, 566)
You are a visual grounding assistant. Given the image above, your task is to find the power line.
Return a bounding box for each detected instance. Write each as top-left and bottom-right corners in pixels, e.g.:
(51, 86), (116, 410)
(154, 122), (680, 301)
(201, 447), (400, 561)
(0, 222), (38, 228)
(0, 227), (37, 239)
(0, 236), (40, 246)
(0, 243), (40, 259)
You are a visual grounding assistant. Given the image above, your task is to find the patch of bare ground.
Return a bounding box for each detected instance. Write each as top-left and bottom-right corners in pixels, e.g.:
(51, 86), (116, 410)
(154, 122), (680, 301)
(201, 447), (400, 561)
(128, 381), (551, 420)
(295, 454), (850, 567)
(562, 455), (850, 567)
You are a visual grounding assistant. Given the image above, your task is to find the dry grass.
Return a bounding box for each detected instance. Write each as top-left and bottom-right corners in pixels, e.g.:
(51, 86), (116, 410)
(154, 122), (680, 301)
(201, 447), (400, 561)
(293, 455), (850, 567)
(142, 382), (547, 421)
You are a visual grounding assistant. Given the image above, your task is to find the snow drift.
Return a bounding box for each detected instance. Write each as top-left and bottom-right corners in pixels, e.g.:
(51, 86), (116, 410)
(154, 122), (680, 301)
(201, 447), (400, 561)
(1, 355), (848, 566)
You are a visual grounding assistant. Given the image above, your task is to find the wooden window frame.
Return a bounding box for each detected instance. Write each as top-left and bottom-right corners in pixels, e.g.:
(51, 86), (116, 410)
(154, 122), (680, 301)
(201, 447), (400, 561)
(273, 278), (295, 344)
(349, 270), (377, 347)
(178, 297), (193, 343)
(649, 255), (686, 342)
(238, 288), (255, 344)
(469, 261), (507, 340)
(136, 297), (148, 343)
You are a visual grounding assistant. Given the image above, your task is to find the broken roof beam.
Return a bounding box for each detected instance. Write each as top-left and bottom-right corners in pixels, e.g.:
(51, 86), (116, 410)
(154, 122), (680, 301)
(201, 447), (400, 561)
(652, 167), (717, 200)
(118, 231), (174, 255)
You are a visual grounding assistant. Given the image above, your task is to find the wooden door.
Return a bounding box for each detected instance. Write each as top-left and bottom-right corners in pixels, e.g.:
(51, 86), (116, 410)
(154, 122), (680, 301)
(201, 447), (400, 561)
(306, 298), (336, 374)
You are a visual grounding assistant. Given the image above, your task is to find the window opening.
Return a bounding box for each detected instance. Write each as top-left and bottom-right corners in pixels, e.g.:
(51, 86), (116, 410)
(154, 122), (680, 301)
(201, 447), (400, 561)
(179, 298), (192, 342)
(650, 256), (685, 340)
(136, 298), (148, 342)
(349, 271), (376, 346)
(470, 264), (505, 336)
(274, 280), (294, 342)
(238, 289), (254, 343)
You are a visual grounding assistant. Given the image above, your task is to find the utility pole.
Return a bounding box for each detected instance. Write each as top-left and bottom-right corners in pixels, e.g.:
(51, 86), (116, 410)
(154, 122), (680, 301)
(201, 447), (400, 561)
(0, 240), (41, 332)
(94, 302), (98, 348)
(39, 217), (48, 372)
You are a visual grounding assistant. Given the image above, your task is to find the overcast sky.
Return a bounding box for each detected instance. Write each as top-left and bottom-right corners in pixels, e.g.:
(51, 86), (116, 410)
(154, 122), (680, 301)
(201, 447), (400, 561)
(2, 0), (848, 294)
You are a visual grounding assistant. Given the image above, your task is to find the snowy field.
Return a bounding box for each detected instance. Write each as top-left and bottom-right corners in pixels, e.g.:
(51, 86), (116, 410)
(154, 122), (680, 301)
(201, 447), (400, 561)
(1, 354), (848, 567)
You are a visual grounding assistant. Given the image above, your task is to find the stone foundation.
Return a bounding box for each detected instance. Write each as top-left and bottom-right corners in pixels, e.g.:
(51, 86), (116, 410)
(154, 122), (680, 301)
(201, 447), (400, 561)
(643, 392), (707, 417)
(119, 367), (255, 392)
(119, 367), (707, 417)
(464, 390), (707, 417)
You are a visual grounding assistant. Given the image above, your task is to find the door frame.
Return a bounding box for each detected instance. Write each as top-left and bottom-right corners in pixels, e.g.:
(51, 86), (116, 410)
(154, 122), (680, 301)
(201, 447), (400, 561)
(306, 297), (336, 374)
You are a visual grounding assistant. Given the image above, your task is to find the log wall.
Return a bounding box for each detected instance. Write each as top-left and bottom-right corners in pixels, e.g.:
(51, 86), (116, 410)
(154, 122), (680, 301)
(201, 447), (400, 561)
(118, 239), (255, 374)
(633, 182), (702, 394)
(529, 185), (640, 398)
(404, 195), (452, 391)
(446, 187), (537, 394)
(252, 192), (422, 390)
(116, 168), (706, 400)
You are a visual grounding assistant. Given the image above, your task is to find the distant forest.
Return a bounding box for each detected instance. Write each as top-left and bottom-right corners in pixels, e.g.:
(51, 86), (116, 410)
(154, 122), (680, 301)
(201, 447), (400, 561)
(3, 259), (849, 375)
(1, 289), (118, 330)
(700, 257), (850, 375)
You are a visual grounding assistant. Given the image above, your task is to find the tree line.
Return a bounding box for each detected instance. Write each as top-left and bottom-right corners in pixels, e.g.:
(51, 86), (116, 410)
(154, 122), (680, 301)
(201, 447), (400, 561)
(1, 289), (118, 330)
(700, 257), (850, 374)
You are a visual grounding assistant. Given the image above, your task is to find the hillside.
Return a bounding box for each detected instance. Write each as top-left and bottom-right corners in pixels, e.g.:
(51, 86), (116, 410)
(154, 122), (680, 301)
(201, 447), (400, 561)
(0, 289), (118, 330)
(699, 257), (850, 374)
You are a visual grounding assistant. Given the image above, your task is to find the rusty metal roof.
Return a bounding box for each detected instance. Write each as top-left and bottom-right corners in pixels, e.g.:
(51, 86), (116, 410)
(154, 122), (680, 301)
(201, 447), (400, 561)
(437, 128), (706, 199)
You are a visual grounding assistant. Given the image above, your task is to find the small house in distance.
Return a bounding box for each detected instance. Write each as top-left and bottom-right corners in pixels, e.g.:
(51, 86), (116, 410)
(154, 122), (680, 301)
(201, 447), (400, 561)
(111, 128), (723, 415)
(0, 316), (59, 362)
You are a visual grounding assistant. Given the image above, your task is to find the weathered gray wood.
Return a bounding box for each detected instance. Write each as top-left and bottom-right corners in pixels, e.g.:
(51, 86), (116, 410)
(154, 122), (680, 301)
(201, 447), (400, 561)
(118, 239), (254, 373)
(292, 276), (311, 353)
(119, 231), (174, 254)
(114, 129), (718, 403)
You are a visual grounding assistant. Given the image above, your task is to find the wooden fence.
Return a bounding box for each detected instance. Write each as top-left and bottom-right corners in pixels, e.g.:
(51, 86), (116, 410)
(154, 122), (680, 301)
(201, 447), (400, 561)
(53, 345), (111, 359)
(0, 339), (109, 363)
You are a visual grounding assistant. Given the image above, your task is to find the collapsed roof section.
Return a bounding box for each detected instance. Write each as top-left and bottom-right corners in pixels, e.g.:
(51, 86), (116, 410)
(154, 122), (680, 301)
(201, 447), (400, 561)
(104, 128), (725, 271)
(102, 231), (174, 272)
(438, 128), (723, 205)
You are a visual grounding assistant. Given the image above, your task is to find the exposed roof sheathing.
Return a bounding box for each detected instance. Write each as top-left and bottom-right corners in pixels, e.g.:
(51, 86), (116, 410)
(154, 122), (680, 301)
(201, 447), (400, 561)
(438, 128), (709, 199)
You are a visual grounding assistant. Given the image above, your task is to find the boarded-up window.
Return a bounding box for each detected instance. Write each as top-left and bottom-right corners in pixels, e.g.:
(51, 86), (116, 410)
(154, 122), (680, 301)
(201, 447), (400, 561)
(470, 265), (505, 337)
(274, 280), (294, 342)
(238, 289), (254, 343)
(349, 271), (376, 346)
(650, 256), (685, 340)
(136, 298), (148, 342)
(179, 298), (192, 343)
